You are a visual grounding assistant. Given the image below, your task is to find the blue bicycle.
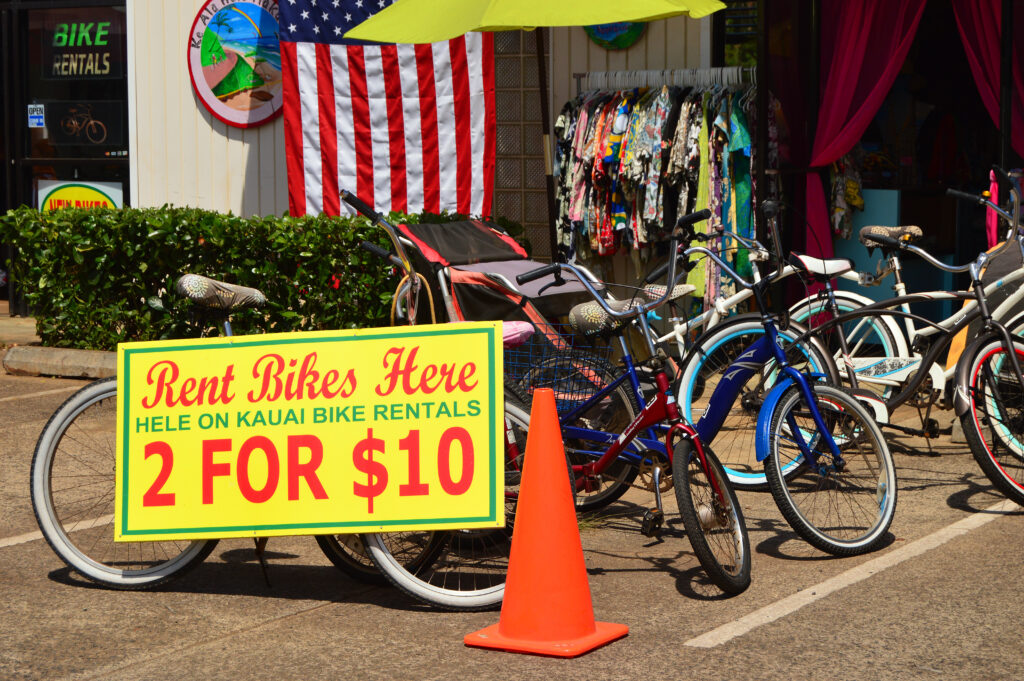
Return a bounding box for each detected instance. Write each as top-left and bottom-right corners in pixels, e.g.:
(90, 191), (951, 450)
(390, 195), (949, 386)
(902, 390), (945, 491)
(516, 212), (897, 559)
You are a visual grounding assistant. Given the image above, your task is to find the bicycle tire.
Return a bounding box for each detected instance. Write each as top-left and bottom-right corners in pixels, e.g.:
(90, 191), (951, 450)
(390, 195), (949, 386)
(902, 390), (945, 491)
(789, 293), (904, 400)
(363, 390), (530, 610)
(672, 439), (751, 595)
(85, 119), (107, 144)
(315, 532), (447, 585)
(518, 353), (640, 511)
(763, 383), (897, 556)
(676, 317), (838, 491)
(961, 336), (1024, 505)
(30, 378), (218, 589)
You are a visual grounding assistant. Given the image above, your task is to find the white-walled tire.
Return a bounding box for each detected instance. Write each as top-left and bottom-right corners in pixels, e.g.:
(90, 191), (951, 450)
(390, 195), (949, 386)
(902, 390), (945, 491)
(31, 378), (217, 588)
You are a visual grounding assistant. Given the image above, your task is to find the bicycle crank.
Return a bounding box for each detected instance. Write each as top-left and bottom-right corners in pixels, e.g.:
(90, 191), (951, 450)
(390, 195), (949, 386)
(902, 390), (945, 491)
(637, 449), (673, 492)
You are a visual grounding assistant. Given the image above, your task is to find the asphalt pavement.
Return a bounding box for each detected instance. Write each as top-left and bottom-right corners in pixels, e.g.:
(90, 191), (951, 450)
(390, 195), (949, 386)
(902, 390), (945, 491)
(2, 306), (1023, 680)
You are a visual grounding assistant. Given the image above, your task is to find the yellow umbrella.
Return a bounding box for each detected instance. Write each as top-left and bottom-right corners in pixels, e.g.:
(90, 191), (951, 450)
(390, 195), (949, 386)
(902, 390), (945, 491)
(345, 0), (725, 43)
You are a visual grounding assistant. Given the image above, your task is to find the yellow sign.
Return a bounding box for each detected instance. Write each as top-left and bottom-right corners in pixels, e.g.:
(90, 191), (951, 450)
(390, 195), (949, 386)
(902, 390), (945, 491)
(115, 323), (504, 541)
(38, 180), (123, 211)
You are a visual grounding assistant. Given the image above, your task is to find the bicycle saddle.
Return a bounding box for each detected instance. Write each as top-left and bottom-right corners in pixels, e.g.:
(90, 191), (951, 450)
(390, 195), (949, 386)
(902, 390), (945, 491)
(788, 253), (854, 278)
(859, 224), (923, 249)
(568, 298), (637, 336)
(176, 274), (267, 310)
(641, 283), (696, 302)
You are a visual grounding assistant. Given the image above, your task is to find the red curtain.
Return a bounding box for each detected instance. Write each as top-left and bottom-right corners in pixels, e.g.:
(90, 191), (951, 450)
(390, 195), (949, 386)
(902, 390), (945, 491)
(953, 0), (1024, 158)
(804, 0), (927, 259)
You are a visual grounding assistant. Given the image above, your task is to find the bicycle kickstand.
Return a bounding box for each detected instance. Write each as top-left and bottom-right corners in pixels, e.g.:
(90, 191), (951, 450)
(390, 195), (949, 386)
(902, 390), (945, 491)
(253, 537), (272, 587)
(640, 467), (665, 539)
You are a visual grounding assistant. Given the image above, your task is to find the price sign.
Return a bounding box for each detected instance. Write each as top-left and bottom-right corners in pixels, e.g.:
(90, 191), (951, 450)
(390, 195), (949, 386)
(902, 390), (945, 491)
(114, 323), (504, 541)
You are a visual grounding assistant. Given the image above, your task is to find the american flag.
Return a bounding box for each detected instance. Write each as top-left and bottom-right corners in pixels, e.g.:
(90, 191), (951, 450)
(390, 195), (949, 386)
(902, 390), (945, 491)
(278, 0), (495, 217)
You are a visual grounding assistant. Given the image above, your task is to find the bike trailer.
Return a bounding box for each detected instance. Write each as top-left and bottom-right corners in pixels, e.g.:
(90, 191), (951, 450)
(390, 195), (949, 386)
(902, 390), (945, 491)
(396, 219), (603, 337)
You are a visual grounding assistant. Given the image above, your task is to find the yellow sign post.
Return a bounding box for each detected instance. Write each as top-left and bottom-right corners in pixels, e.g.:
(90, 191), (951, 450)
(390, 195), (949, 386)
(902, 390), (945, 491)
(115, 322), (504, 541)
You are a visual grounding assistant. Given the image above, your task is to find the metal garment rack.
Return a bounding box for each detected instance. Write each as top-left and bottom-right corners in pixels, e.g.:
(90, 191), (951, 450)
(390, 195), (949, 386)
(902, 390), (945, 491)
(572, 66), (756, 94)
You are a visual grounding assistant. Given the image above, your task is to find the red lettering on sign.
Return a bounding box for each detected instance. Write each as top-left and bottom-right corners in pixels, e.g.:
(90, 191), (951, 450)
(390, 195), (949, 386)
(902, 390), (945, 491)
(247, 352), (356, 402)
(287, 435), (328, 500)
(141, 360), (236, 408)
(398, 430), (429, 496)
(142, 441), (176, 507)
(375, 346), (478, 397)
(237, 436), (279, 504)
(202, 439), (232, 504)
(438, 427), (474, 496)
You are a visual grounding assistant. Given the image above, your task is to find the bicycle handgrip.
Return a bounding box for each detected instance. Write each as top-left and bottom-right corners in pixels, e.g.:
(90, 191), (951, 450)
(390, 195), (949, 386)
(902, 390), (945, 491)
(516, 263), (561, 285)
(945, 188), (987, 206)
(676, 208), (712, 230)
(340, 189), (381, 222)
(991, 164), (1012, 187)
(360, 240), (403, 268)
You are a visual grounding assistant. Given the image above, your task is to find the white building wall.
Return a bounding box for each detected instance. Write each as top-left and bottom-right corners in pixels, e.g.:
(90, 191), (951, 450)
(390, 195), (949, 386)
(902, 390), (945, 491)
(126, 0), (287, 217)
(124, 4), (710, 223)
(549, 18), (711, 120)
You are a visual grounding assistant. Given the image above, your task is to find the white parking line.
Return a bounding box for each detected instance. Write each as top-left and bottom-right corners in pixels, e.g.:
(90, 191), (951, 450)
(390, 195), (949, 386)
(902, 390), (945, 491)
(0, 529), (44, 548)
(1, 515), (113, 549)
(685, 499), (1020, 648)
(0, 386), (80, 403)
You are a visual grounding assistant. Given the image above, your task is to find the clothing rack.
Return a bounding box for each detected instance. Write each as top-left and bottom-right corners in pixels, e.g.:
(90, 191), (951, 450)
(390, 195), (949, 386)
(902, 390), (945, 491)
(572, 66), (756, 94)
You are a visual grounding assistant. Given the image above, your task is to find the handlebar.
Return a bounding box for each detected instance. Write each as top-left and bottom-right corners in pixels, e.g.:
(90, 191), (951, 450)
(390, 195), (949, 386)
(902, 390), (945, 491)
(676, 208), (712, 231)
(360, 240), (404, 268)
(516, 262), (562, 286)
(340, 189), (382, 223)
(516, 209), (712, 322)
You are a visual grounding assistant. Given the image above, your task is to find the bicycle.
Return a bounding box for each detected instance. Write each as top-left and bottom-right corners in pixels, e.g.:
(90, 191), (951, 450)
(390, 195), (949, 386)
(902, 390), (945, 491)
(649, 210), (844, 492)
(29, 273), (475, 590)
(660, 215), (897, 556)
(60, 104), (107, 144)
(786, 170), (1024, 506)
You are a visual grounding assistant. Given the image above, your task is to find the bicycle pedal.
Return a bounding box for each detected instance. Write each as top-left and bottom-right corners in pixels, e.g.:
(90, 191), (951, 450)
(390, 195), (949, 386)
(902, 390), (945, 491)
(640, 509), (663, 537)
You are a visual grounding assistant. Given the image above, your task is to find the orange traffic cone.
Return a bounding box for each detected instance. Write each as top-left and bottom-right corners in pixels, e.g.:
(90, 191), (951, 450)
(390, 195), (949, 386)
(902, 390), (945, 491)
(464, 388), (628, 657)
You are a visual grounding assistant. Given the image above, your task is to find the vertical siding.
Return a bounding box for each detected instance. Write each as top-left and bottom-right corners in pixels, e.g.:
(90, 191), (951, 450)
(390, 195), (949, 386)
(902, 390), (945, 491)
(549, 15), (713, 117)
(127, 0), (286, 216)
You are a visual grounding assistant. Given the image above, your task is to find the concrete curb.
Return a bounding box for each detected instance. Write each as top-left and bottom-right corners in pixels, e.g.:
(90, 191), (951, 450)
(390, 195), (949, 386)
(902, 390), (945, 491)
(2, 345), (116, 379)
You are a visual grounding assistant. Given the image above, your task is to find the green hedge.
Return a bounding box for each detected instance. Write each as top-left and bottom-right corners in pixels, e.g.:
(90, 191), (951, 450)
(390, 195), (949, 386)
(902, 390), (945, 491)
(0, 206), (526, 351)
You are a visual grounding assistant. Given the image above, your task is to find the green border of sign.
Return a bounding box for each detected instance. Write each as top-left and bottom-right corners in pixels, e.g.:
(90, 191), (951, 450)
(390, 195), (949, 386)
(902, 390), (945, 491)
(118, 324), (499, 537)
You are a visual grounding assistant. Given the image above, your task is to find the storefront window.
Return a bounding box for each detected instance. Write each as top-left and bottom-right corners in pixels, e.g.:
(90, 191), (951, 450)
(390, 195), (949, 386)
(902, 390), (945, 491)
(23, 6), (127, 160)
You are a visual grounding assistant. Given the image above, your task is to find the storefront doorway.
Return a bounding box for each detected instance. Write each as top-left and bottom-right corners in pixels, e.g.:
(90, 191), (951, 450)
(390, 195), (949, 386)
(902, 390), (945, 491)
(1, 0), (129, 311)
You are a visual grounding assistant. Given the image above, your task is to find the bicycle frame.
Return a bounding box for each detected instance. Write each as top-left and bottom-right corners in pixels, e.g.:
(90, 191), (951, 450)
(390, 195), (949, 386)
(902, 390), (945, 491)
(797, 270), (1024, 417)
(562, 251), (843, 484)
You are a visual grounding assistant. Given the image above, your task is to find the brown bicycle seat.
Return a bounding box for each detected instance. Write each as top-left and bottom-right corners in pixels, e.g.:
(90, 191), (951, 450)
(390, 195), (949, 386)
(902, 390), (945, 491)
(175, 274), (266, 311)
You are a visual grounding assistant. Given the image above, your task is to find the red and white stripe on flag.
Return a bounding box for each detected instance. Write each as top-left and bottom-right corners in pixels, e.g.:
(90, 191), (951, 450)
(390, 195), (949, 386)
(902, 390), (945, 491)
(281, 33), (495, 218)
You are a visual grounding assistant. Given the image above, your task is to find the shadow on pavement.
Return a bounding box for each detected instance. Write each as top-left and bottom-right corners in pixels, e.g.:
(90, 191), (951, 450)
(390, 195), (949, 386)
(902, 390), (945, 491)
(45, 560), (439, 613)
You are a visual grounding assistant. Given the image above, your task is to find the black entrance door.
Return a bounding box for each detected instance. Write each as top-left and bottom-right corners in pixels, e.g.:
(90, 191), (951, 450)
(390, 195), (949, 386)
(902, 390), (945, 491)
(1, 1), (129, 313)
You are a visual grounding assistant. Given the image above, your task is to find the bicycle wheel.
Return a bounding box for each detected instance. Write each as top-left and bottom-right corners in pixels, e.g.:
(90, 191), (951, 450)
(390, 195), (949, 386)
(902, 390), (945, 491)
(961, 336), (1024, 505)
(677, 316), (838, 491)
(518, 353), (640, 511)
(315, 532), (446, 585)
(763, 383), (897, 556)
(363, 390), (530, 610)
(85, 119), (107, 144)
(672, 439), (751, 595)
(30, 378), (218, 588)
(789, 294), (904, 400)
